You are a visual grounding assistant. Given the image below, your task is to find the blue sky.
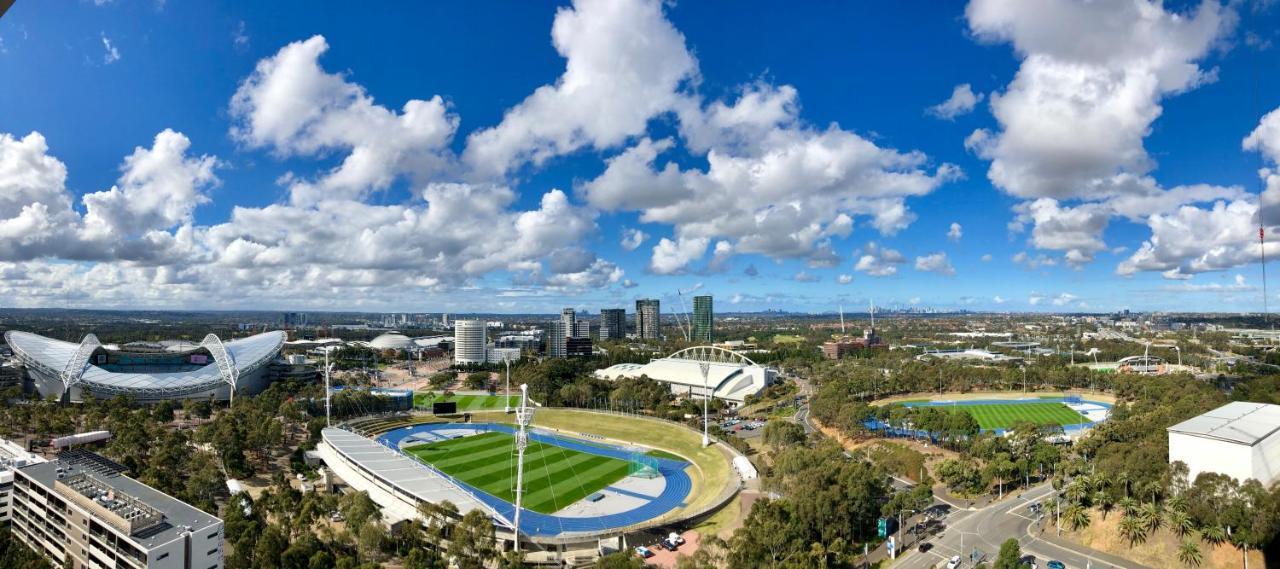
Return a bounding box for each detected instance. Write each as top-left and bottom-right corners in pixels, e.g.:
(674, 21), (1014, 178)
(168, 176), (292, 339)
(2, 0), (1280, 314)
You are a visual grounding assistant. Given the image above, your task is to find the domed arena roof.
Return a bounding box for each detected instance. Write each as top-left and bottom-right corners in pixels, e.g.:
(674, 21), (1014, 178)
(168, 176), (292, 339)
(369, 333), (415, 350)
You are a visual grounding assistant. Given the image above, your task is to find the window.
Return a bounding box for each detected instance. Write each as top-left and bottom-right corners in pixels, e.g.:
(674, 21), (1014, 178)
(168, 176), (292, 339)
(157, 552), (169, 560)
(207, 530), (219, 539)
(207, 548), (218, 555)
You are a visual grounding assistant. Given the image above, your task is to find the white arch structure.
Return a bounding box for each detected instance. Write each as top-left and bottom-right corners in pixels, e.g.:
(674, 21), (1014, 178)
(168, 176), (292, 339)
(666, 345), (759, 367)
(200, 334), (241, 404)
(594, 345), (776, 404)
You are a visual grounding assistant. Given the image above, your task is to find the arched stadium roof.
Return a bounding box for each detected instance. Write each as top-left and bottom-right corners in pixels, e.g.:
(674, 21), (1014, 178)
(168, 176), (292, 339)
(4, 330), (285, 398)
(594, 345), (775, 403)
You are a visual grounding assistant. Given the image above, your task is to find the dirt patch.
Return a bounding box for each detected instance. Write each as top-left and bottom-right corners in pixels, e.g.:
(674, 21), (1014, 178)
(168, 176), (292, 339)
(1060, 508), (1266, 569)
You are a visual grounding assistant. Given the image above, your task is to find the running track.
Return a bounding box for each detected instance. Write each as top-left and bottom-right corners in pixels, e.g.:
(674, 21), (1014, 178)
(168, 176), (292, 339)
(377, 423), (693, 537)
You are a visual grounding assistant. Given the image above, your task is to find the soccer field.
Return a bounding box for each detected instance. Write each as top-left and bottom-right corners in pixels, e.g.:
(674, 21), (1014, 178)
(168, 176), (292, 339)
(957, 402), (1088, 430)
(413, 393), (520, 411)
(404, 431), (631, 514)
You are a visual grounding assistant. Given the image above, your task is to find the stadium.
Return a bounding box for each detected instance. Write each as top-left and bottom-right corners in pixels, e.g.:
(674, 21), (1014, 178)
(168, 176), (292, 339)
(3, 330), (286, 403)
(315, 406), (746, 563)
(872, 393), (1113, 436)
(593, 346), (778, 405)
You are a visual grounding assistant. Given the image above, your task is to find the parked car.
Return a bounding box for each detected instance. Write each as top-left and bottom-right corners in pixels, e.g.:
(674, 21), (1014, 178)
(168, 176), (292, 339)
(635, 546), (653, 558)
(1046, 562), (1066, 569)
(946, 556), (961, 569)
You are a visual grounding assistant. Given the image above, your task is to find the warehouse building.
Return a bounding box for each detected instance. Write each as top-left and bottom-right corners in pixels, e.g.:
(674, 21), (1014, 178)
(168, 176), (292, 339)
(1167, 401), (1280, 486)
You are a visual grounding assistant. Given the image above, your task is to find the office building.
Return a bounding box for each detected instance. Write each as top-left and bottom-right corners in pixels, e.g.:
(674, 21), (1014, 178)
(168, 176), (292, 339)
(573, 321), (591, 339)
(566, 337), (593, 358)
(636, 299), (661, 340)
(599, 309), (626, 340)
(561, 309), (576, 339)
(454, 320), (488, 365)
(11, 452), (224, 569)
(692, 295), (713, 343)
(546, 322), (567, 358)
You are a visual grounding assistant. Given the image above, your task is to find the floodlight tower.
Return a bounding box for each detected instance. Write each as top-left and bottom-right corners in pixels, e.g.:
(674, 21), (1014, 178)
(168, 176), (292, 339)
(700, 362), (711, 447)
(504, 357), (512, 413)
(324, 349), (333, 428)
(512, 383), (535, 552)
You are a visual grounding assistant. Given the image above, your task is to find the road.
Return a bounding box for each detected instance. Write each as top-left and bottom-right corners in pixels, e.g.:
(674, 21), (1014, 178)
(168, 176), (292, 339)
(788, 371), (817, 434)
(890, 483), (1150, 569)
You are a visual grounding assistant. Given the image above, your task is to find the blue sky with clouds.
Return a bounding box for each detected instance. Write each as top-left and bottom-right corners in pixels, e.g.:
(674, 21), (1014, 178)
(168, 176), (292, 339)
(2, 0), (1280, 314)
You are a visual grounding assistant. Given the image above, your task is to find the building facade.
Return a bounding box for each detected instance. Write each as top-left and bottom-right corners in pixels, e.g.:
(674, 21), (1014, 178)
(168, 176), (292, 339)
(0, 438), (45, 526)
(1168, 402), (1280, 486)
(599, 309), (626, 340)
(692, 295), (713, 342)
(573, 321), (590, 339)
(545, 322), (566, 358)
(11, 453), (224, 569)
(635, 299), (661, 340)
(453, 320), (488, 365)
(560, 309), (576, 339)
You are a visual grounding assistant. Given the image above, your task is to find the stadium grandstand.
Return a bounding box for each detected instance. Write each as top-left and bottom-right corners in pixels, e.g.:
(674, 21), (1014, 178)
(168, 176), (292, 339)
(593, 346), (776, 405)
(4, 330), (286, 403)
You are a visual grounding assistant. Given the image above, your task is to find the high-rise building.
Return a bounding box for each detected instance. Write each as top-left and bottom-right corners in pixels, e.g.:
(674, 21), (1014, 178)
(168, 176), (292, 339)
(561, 308), (576, 338)
(636, 299), (661, 340)
(0, 437), (45, 526)
(574, 321), (591, 339)
(693, 295), (713, 343)
(10, 452), (224, 569)
(545, 322), (566, 358)
(454, 320), (488, 365)
(600, 308), (626, 340)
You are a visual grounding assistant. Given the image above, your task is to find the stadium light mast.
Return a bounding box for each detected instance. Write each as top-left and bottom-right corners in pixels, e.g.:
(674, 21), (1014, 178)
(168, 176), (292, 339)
(700, 362), (711, 447)
(324, 349), (332, 428)
(504, 357), (512, 413)
(513, 383), (534, 553)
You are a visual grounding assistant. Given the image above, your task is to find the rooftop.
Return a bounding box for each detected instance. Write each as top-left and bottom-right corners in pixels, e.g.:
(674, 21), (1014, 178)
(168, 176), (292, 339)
(19, 453), (221, 549)
(1167, 401), (1280, 446)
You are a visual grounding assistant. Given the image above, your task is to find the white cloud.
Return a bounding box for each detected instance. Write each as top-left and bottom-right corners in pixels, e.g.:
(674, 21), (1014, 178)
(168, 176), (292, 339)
(837, 274), (853, 284)
(854, 242), (906, 277)
(981, 253), (993, 262)
(1161, 273), (1255, 292)
(229, 35), (458, 205)
(100, 33), (120, 64)
(649, 236), (708, 275)
(914, 252), (956, 276)
(1050, 292), (1077, 306)
(232, 21), (249, 51)
(792, 270), (820, 283)
(927, 84), (984, 119)
(1029, 293), (1045, 305)
(993, 295), (1006, 304)
(947, 222), (963, 241)
(463, 0), (696, 177)
(620, 227), (648, 251)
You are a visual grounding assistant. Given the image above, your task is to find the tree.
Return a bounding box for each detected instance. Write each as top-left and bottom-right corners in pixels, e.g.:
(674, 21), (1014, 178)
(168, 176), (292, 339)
(1139, 502), (1163, 532)
(1119, 514), (1148, 546)
(449, 509), (498, 569)
(339, 491), (381, 532)
(1167, 508), (1194, 537)
(1200, 524), (1227, 546)
(253, 525), (289, 569)
(762, 420), (806, 448)
(594, 552), (644, 568)
(464, 372), (490, 390)
(992, 538), (1021, 569)
(1065, 503), (1091, 530)
(1178, 540), (1203, 567)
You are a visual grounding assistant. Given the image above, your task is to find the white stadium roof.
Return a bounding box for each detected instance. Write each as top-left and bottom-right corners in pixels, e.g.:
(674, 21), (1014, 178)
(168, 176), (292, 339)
(1167, 401), (1280, 446)
(4, 330), (285, 398)
(594, 346), (776, 403)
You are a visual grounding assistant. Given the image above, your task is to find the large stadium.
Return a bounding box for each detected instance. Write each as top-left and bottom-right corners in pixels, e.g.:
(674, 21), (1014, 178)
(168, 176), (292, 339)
(316, 406), (747, 563)
(3, 330), (286, 403)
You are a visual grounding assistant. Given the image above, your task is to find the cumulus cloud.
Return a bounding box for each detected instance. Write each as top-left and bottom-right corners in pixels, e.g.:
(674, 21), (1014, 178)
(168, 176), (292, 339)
(229, 35), (459, 205)
(947, 222), (963, 241)
(620, 227), (648, 251)
(855, 242), (906, 277)
(100, 33), (120, 64)
(649, 236), (708, 275)
(914, 252), (956, 276)
(927, 84), (983, 119)
(966, 0), (1238, 272)
(463, 0), (696, 177)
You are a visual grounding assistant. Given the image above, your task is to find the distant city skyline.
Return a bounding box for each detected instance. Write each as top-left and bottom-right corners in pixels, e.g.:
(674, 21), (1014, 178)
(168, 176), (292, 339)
(2, 1), (1280, 313)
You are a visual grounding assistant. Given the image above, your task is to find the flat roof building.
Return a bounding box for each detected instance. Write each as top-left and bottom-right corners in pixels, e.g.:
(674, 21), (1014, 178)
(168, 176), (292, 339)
(1168, 402), (1280, 486)
(11, 452), (223, 569)
(0, 437), (45, 527)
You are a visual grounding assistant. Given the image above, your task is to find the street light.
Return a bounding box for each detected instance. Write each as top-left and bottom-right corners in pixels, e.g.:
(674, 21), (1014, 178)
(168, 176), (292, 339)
(956, 530), (982, 566)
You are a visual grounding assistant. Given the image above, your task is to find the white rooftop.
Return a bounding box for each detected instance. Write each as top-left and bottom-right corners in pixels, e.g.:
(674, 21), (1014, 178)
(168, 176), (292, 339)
(1167, 401), (1280, 446)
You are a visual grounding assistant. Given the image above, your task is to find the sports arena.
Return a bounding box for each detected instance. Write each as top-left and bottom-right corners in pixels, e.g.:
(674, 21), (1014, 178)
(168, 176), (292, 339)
(3, 330), (286, 403)
(316, 407), (746, 562)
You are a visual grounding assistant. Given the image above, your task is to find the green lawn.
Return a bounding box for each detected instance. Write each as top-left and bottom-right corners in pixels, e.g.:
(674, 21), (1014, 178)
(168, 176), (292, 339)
(413, 393), (520, 411)
(403, 431), (630, 514)
(958, 402), (1088, 430)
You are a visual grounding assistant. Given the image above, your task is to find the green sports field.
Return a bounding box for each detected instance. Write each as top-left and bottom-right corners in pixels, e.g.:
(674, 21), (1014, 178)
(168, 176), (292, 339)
(413, 393), (520, 411)
(956, 402), (1088, 430)
(403, 431), (630, 514)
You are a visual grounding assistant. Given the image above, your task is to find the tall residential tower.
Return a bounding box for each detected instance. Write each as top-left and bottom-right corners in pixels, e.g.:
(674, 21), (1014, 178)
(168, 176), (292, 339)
(599, 308), (626, 340)
(635, 299), (660, 340)
(692, 295), (713, 342)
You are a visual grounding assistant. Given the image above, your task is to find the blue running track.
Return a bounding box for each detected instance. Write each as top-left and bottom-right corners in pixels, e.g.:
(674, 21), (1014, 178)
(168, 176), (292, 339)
(377, 423), (693, 537)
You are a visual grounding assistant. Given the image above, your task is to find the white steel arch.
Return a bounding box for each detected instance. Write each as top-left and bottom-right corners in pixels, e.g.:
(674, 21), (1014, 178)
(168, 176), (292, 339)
(200, 333), (239, 402)
(60, 333), (102, 394)
(666, 345), (757, 367)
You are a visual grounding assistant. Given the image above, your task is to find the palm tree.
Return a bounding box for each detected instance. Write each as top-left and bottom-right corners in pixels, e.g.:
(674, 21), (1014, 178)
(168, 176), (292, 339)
(1178, 540), (1203, 567)
(1065, 503), (1091, 530)
(1119, 515), (1148, 546)
(1139, 502), (1163, 532)
(1094, 490), (1114, 519)
(1118, 496), (1138, 518)
(1117, 470), (1131, 498)
(1167, 508), (1194, 537)
(1201, 525), (1227, 546)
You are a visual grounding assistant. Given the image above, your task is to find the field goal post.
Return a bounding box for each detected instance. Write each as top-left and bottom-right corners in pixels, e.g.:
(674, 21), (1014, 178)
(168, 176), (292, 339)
(628, 452), (660, 479)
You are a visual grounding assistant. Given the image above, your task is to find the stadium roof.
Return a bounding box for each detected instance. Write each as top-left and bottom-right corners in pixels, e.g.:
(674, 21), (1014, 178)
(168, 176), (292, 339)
(4, 330), (284, 397)
(1167, 401), (1280, 446)
(594, 346), (775, 403)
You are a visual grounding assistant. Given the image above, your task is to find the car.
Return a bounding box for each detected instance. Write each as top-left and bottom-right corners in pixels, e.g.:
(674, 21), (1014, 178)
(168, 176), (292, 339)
(946, 555), (961, 569)
(1046, 562), (1066, 569)
(635, 546), (653, 558)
